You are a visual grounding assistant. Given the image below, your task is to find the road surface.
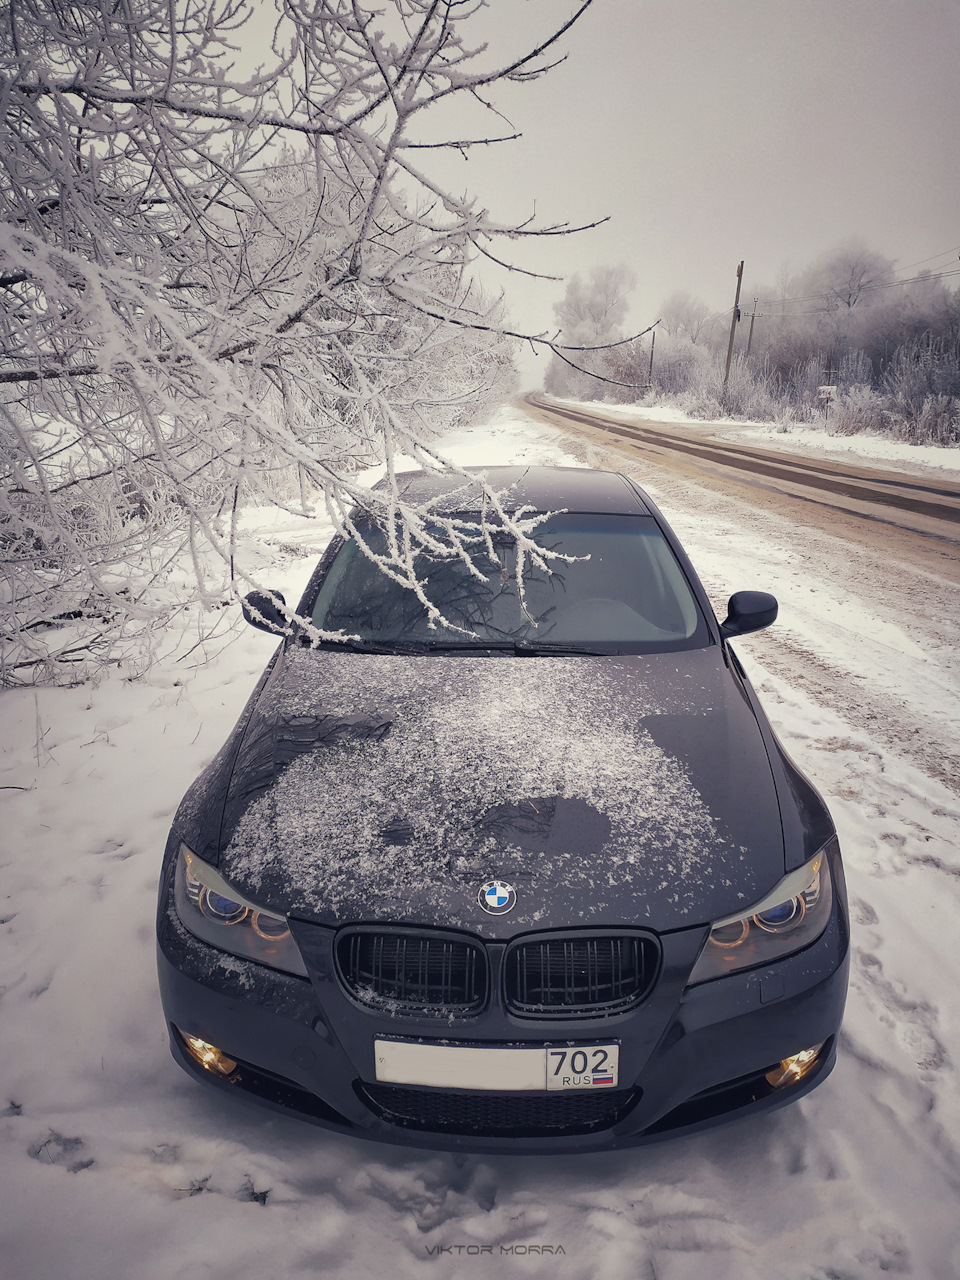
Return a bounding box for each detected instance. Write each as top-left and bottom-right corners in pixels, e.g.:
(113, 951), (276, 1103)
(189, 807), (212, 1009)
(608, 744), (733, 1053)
(522, 393), (960, 796)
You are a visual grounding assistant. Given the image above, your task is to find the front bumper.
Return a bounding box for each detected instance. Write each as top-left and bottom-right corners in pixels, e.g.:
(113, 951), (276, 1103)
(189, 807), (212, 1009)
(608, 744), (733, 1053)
(156, 850), (849, 1154)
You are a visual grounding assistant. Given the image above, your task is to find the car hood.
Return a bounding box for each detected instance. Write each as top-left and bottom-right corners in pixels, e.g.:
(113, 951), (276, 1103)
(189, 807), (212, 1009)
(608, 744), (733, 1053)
(218, 647), (784, 936)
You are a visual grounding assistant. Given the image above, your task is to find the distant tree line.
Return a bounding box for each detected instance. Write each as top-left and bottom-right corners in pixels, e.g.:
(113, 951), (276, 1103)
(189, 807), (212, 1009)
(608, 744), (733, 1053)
(545, 246), (960, 445)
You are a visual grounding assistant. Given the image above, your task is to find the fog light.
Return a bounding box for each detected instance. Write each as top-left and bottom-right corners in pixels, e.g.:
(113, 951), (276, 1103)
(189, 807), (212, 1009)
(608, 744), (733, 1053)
(765, 1042), (824, 1089)
(178, 1028), (237, 1077)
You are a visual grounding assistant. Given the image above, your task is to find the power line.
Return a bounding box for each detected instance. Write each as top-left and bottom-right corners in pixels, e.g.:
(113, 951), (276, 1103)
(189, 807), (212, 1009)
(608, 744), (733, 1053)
(895, 243), (960, 275)
(764, 241), (960, 306)
(762, 265), (960, 310)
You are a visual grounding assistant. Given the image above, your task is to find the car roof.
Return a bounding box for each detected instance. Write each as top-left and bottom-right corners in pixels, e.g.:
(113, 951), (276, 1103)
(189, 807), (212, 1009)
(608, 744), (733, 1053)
(380, 466), (651, 515)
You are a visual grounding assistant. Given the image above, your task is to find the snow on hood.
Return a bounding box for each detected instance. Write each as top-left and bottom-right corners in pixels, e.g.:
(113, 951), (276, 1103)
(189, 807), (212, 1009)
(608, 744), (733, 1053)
(221, 647), (783, 934)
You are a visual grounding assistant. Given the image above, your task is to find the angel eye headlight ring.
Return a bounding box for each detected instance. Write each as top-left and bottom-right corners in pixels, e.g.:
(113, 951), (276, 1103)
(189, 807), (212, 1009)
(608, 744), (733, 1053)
(198, 888), (248, 925)
(754, 896), (806, 933)
(251, 911), (291, 940)
(710, 919), (750, 948)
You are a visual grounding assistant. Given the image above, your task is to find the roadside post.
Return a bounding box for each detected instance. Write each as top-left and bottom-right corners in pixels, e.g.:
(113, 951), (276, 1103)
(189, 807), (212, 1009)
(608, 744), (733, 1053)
(818, 384), (837, 426)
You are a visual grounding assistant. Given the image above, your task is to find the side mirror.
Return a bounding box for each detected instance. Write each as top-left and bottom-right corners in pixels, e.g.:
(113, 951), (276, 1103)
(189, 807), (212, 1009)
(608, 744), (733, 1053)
(242, 590), (291, 636)
(720, 590), (778, 638)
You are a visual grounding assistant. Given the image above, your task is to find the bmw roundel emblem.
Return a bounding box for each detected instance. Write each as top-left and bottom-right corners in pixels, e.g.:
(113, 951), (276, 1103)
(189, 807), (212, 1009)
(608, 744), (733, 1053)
(478, 879), (517, 915)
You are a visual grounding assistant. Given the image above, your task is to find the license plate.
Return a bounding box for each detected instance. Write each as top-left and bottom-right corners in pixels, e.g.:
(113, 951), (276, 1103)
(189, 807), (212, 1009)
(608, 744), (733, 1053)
(374, 1040), (619, 1091)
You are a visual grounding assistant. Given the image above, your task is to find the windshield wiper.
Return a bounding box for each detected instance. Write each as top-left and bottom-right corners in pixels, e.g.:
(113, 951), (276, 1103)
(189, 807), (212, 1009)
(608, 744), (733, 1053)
(313, 637), (431, 655)
(422, 640), (515, 653)
(512, 640), (609, 656)
(310, 636), (608, 656)
(417, 638), (611, 655)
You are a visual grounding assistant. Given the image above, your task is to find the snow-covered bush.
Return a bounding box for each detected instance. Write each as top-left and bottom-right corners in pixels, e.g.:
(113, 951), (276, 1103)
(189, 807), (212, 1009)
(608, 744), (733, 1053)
(830, 385), (887, 436)
(891, 395), (960, 446)
(882, 341), (960, 443)
(647, 333), (713, 398)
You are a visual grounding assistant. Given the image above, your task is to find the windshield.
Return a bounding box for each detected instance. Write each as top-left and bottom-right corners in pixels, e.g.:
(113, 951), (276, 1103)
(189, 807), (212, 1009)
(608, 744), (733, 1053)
(309, 513), (708, 652)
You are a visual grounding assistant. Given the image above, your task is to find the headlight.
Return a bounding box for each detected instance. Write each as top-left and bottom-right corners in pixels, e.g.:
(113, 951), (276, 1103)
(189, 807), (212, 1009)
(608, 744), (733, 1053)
(687, 837), (837, 985)
(173, 844), (308, 977)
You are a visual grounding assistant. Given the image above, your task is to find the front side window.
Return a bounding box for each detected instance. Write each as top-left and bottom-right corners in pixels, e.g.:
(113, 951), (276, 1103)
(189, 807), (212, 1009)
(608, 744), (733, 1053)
(310, 514), (708, 652)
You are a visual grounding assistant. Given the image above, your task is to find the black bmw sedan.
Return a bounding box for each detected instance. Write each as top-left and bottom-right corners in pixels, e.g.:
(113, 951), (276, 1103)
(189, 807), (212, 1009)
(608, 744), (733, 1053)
(156, 465), (849, 1152)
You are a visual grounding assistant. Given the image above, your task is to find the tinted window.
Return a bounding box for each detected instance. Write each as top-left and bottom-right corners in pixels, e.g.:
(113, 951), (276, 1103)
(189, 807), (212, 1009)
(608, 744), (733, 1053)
(310, 514), (708, 651)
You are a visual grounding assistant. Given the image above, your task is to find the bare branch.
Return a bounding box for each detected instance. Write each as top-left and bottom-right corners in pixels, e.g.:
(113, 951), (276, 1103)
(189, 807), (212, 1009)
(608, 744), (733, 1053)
(0, 364), (102, 385)
(401, 133), (521, 150)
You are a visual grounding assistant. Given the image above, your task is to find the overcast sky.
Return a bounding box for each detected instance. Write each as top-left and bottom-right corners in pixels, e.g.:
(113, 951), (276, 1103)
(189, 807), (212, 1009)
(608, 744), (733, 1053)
(413, 0), (960, 383)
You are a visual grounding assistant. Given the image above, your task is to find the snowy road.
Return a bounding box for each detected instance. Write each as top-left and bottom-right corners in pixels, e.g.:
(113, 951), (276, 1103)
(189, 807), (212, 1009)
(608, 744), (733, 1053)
(524, 393), (960, 550)
(530, 395), (960, 796)
(2, 403), (960, 1280)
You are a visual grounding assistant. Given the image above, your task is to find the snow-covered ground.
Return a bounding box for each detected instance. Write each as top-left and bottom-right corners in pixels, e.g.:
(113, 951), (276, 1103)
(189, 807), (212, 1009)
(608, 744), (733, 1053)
(2, 403), (960, 1280)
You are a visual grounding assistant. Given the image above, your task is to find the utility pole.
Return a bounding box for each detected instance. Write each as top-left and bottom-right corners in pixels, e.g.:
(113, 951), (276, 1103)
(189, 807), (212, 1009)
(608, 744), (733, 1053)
(745, 297), (762, 358)
(722, 261), (744, 406)
(647, 321), (659, 386)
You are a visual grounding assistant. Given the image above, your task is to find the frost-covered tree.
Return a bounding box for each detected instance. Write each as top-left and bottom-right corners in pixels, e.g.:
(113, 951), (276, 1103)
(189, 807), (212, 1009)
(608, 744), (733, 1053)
(0, 0), (594, 682)
(544, 264), (637, 399)
(793, 245), (896, 312)
(659, 290), (713, 344)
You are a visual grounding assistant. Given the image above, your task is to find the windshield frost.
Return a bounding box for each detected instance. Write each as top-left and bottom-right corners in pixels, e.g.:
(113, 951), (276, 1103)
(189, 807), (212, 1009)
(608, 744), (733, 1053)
(310, 514), (706, 650)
